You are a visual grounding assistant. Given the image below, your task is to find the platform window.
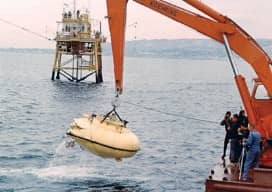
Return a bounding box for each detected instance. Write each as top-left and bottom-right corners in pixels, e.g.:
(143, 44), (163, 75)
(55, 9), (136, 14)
(255, 84), (270, 99)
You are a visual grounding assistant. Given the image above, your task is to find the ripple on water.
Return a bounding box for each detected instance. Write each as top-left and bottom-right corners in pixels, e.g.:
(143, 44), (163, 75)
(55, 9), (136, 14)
(0, 176), (7, 182)
(66, 178), (148, 192)
(0, 156), (17, 161)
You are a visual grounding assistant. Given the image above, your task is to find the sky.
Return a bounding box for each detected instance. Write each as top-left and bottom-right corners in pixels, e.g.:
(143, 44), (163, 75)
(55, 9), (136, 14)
(0, 0), (271, 48)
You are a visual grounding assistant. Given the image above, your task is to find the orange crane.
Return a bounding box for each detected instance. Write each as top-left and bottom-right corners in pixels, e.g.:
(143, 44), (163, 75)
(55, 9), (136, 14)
(106, 0), (272, 191)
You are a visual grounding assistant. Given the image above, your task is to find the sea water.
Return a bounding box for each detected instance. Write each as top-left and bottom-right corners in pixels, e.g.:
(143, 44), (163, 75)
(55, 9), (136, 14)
(0, 43), (268, 191)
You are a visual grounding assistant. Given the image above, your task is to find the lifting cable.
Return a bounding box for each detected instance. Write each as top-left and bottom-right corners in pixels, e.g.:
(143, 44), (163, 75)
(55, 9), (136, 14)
(123, 100), (219, 125)
(0, 17), (54, 41)
(128, 22), (137, 40)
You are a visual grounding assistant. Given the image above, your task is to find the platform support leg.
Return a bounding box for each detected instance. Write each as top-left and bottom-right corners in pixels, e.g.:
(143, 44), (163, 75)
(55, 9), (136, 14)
(51, 71), (55, 80)
(56, 52), (62, 80)
(51, 48), (59, 81)
(96, 42), (103, 83)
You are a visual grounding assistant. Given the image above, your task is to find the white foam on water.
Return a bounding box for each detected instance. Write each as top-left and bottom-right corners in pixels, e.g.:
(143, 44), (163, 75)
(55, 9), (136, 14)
(0, 167), (24, 175)
(33, 140), (97, 180)
(0, 165), (95, 180)
(0, 140), (97, 181)
(34, 165), (94, 179)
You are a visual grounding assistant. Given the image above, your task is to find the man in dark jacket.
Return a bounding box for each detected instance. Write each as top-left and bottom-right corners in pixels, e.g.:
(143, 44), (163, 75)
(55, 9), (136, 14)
(221, 111), (232, 159)
(238, 110), (248, 127)
(229, 114), (241, 163)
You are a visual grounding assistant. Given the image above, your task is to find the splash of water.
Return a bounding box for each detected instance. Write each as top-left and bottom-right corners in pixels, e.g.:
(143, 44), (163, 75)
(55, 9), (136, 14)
(0, 140), (97, 180)
(36, 139), (96, 180)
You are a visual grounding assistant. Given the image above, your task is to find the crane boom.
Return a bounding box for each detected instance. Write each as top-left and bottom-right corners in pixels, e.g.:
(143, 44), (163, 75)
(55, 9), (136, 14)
(106, 0), (272, 167)
(107, 0), (272, 95)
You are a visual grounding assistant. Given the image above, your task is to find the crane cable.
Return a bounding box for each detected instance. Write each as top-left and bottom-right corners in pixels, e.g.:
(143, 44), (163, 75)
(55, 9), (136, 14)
(128, 22), (137, 40)
(0, 17), (54, 41)
(122, 100), (219, 125)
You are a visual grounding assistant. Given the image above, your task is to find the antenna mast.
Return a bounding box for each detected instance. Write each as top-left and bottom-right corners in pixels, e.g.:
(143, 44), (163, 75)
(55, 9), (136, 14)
(73, 0), (76, 18)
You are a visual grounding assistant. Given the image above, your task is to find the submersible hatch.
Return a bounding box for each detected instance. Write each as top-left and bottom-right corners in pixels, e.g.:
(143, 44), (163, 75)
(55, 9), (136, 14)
(67, 106), (140, 161)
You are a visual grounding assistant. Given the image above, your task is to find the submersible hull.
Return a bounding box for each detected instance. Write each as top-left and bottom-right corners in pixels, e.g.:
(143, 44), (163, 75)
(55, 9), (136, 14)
(67, 114), (140, 160)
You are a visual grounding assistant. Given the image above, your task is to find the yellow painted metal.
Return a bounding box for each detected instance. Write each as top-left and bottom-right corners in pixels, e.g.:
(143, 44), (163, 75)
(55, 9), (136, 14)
(67, 114), (140, 161)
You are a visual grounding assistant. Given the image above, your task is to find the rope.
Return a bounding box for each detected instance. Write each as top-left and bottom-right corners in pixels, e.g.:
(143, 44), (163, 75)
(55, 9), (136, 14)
(123, 100), (219, 125)
(0, 17), (54, 41)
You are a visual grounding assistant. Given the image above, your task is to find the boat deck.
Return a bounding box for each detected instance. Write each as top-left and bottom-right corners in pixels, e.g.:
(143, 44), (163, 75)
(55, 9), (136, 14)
(206, 158), (272, 192)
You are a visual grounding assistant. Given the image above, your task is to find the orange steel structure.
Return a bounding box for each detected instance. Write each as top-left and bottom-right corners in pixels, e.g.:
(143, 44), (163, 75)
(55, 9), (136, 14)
(106, 0), (272, 190)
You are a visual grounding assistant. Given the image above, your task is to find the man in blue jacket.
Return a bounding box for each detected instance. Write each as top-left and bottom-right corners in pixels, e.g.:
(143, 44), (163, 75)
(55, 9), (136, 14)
(242, 125), (261, 181)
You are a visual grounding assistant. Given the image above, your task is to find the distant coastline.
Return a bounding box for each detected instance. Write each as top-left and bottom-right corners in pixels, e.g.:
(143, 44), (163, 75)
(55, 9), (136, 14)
(0, 39), (271, 59)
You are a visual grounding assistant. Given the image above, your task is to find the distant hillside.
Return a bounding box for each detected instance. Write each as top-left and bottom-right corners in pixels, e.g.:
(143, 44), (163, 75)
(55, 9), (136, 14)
(1, 39), (271, 60)
(0, 48), (53, 54)
(103, 39), (272, 59)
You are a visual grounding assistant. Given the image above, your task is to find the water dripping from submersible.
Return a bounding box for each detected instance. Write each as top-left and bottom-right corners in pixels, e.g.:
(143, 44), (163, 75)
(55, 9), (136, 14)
(35, 139), (96, 180)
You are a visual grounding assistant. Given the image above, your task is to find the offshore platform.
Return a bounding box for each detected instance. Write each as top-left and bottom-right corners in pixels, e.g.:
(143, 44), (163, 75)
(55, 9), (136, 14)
(51, 3), (105, 83)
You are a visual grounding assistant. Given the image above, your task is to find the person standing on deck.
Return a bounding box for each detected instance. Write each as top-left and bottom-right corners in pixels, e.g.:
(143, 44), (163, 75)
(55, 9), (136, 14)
(238, 110), (248, 127)
(230, 114), (241, 163)
(221, 111), (232, 159)
(242, 126), (261, 181)
(229, 114), (241, 163)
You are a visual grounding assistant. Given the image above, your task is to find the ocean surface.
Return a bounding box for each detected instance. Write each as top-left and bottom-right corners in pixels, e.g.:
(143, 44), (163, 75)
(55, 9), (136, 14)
(0, 41), (270, 191)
